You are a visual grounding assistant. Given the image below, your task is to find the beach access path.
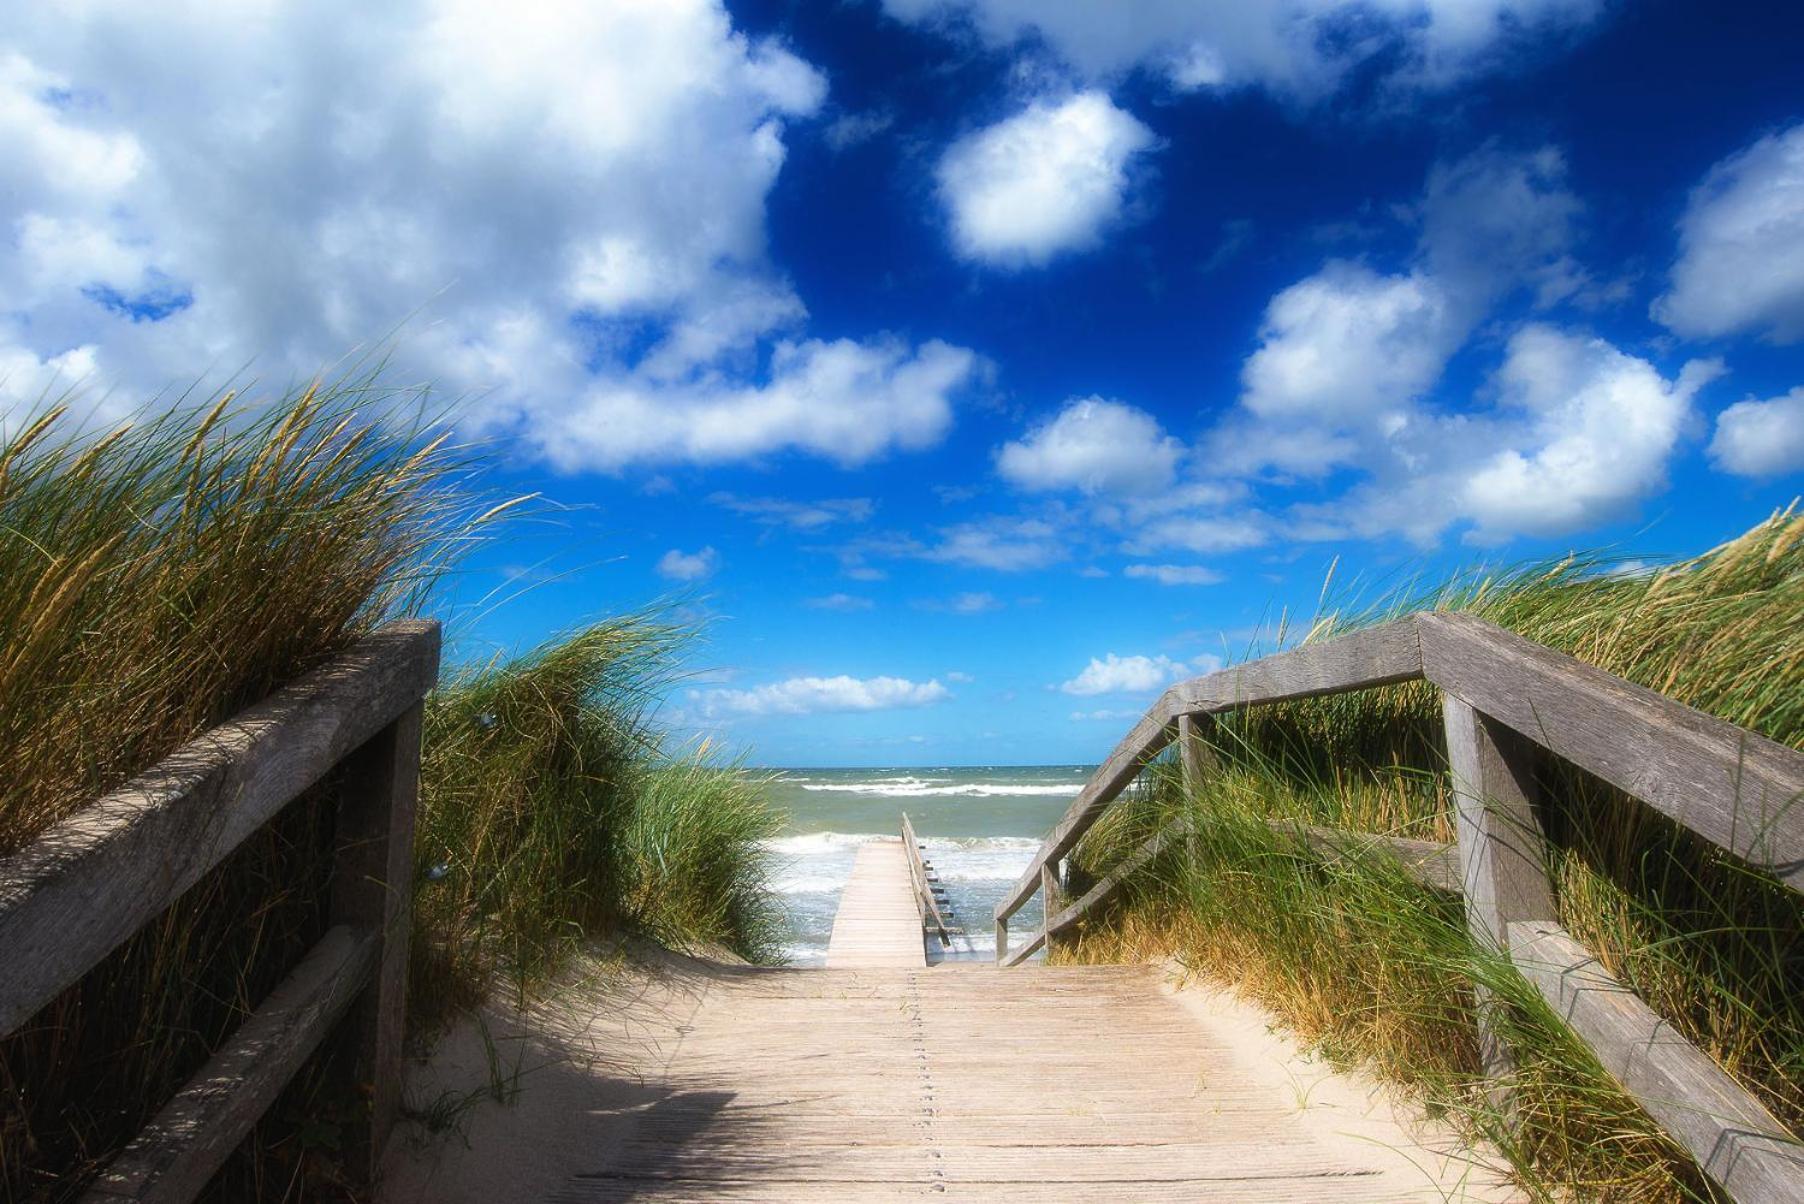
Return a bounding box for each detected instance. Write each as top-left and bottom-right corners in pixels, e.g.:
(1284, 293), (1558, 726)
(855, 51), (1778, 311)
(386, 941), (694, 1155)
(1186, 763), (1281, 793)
(383, 955), (1519, 1202)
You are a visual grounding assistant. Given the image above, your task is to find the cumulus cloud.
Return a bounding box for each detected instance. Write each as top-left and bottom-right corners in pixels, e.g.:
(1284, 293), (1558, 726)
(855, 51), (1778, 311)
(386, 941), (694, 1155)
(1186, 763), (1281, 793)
(692, 674), (951, 717)
(657, 546), (719, 581)
(936, 91), (1156, 267)
(1058, 653), (1187, 695)
(1709, 386), (1804, 477)
(1123, 563), (1222, 586)
(881, 0), (1604, 98)
(1461, 326), (1723, 539)
(1069, 708), (1140, 722)
(534, 337), (978, 470)
(0, 2), (976, 469)
(1241, 264), (1457, 429)
(1654, 123), (1804, 343)
(997, 397), (1181, 494)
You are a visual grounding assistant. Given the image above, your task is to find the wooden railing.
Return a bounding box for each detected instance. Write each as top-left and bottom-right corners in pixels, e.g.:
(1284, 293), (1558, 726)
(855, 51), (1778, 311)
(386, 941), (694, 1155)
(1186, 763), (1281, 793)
(996, 611), (1804, 1203)
(0, 620), (440, 1202)
(900, 812), (953, 948)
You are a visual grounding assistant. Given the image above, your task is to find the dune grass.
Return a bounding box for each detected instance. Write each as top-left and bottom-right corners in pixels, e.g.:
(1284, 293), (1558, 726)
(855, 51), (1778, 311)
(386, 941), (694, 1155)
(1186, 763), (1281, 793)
(1061, 508), (1804, 1201)
(411, 622), (782, 1033)
(0, 384), (780, 1199)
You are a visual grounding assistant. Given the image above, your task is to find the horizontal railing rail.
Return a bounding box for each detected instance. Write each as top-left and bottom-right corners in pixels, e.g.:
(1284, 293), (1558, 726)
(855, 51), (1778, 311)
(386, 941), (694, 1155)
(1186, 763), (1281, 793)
(997, 610), (1804, 1203)
(900, 812), (953, 948)
(0, 619), (440, 1202)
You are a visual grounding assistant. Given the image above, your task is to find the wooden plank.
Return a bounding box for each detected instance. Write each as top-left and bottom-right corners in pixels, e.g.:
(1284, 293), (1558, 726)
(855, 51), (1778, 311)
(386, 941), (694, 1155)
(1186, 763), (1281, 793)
(1265, 821), (1459, 893)
(1445, 695), (1556, 1087)
(83, 926), (378, 1203)
(1420, 611), (1804, 893)
(1168, 618), (1423, 714)
(329, 702), (423, 1184)
(0, 621), (440, 1038)
(994, 708), (1176, 925)
(1508, 921), (1804, 1202)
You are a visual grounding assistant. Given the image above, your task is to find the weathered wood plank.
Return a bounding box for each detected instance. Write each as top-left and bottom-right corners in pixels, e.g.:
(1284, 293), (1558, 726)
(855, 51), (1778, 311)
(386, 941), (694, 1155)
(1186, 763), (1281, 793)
(83, 926), (378, 1203)
(0, 621), (440, 1038)
(826, 840), (924, 969)
(1508, 921), (1804, 1202)
(1168, 618), (1424, 714)
(1176, 713), (1216, 797)
(1420, 611), (1804, 893)
(1445, 694), (1556, 1089)
(329, 701), (423, 1184)
(995, 708), (1177, 925)
(1264, 821), (1459, 893)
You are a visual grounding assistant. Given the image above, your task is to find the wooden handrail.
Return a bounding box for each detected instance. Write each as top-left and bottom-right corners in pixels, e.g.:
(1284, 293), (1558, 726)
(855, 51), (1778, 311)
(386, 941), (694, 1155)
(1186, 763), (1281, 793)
(997, 609), (1804, 1203)
(900, 812), (952, 947)
(1, 620), (439, 1200)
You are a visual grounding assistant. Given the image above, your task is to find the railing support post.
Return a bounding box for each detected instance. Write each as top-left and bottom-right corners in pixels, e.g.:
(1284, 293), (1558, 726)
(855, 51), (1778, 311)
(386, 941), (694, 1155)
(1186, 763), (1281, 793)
(1039, 863), (1059, 960)
(330, 700), (424, 1186)
(1176, 713), (1215, 797)
(1443, 694), (1555, 1097)
(995, 914), (1008, 965)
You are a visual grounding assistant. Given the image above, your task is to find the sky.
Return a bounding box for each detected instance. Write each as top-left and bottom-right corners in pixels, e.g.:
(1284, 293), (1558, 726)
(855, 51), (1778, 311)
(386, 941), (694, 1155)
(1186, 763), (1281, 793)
(2, 0), (1803, 766)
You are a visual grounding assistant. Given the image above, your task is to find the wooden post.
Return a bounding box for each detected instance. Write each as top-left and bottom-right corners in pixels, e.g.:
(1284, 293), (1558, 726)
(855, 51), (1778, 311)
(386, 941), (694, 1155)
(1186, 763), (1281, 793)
(1175, 713), (1215, 797)
(1039, 862), (1059, 960)
(1442, 694), (1555, 1090)
(995, 914), (1008, 965)
(330, 701), (423, 1185)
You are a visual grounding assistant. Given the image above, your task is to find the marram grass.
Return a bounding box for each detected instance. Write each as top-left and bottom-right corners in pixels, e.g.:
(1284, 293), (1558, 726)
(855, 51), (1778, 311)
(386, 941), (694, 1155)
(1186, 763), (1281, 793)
(1063, 507), (1804, 1203)
(0, 383), (779, 1200)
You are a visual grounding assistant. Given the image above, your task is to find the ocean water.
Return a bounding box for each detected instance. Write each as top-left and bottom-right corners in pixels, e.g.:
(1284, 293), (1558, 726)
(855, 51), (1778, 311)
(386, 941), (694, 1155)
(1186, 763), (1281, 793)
(760, 765), (1091, 964)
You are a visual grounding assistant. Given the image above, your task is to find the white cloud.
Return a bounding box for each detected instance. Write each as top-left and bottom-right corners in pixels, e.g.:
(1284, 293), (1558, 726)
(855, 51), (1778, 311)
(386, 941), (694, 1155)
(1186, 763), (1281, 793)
(945, 670), (975, 683)
(926, 517), (1067, 571)
(1654, 123), (1804, 343)
(692, 674), (951, 717)
(881, 1), (1603, 98)
(936, 91), (1156, 268)
(997, 396), (1181, 494)
(657, 546), (719, 581)
(1461, 326), (1723, 539)
(538, 337), (978, 470)
(805, 592), (875, 611)
(1127, 513), (1269, 555)
(1241, 263), (1457, 428)
(1709, 386), (1804, 478)
(1058, 652), (1186, 696)
(0, 3), (978, 470)
(1123, 563), (1223, 586)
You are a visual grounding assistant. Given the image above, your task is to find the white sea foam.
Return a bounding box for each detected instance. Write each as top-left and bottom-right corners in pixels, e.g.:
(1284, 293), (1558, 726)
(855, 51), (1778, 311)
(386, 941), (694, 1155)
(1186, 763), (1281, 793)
(759, 831), (887, 856)
(800, 777), (1081, 798)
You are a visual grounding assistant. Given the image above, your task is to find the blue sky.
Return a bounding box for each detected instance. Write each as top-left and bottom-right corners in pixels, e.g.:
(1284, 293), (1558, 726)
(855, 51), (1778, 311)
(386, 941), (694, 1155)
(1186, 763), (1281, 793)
(2, 1), (1802, 765)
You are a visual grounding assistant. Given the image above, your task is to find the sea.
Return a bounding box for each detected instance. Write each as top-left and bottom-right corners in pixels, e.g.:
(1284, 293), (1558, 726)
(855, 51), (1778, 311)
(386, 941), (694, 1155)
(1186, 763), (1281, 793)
(759, 765), (1092, 964)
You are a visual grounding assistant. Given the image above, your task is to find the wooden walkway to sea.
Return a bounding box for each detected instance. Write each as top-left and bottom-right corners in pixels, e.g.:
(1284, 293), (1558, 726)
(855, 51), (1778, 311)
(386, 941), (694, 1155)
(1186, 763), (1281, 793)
(13, 612), (1802, 1201)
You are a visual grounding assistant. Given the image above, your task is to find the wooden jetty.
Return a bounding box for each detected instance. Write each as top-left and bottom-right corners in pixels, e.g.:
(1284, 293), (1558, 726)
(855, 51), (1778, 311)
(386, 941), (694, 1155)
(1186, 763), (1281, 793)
(824, 838), (926, 968)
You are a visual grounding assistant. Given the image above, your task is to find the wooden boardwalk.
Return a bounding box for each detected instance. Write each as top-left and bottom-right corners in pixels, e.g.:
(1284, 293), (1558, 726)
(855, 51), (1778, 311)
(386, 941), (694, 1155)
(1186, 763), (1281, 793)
(824, 837), (926, 968)
(386, 861), (1517, 1204)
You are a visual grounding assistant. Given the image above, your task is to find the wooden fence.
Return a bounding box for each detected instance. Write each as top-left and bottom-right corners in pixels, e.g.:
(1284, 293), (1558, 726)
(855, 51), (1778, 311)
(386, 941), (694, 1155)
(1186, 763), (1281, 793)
(0, 621), (440, 1203)
(995, 610), (1804, 1203)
